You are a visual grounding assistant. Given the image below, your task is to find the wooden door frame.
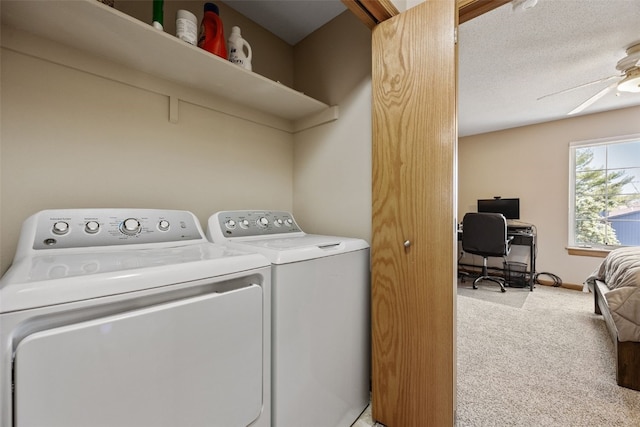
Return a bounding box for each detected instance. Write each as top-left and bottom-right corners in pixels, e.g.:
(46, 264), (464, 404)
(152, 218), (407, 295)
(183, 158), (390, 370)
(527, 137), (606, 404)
(342, 0), (510, 26)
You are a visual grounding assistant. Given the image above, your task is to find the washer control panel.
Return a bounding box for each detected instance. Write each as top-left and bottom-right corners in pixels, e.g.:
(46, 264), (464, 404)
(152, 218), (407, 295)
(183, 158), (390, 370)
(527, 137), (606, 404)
(31, 209), (205, 250)
(215, 210), (301, 238)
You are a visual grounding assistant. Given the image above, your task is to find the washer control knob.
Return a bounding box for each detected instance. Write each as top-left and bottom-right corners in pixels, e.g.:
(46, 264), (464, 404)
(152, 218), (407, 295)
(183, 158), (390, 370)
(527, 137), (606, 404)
(52, 221), (69, 235)
(285, 218), (294, 226)
(121, 218), (141, 235)
(85, 221), (100, 234)
(225, 219), (236, 229)
(257, 217), (269, 228)
(158, 220), (170, 231)
(274, 218), (283, 227)
(240, 219), (250, 229)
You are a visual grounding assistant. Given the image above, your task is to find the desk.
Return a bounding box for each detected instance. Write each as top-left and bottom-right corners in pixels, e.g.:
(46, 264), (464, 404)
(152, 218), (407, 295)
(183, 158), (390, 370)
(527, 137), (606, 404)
(457, 227), (536, 291)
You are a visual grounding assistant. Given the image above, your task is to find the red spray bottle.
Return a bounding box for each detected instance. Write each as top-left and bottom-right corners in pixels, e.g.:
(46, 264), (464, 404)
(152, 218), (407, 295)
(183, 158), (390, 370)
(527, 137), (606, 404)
(198, 2), (227, 59)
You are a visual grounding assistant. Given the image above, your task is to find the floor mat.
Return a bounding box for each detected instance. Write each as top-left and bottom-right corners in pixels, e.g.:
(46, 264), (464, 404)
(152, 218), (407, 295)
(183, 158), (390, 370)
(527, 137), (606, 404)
(457, 278), (531, 308)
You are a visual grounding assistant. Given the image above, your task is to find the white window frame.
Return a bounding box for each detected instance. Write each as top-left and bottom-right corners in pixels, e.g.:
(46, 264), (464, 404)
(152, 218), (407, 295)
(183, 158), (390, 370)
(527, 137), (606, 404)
(569, 133), (640, 249)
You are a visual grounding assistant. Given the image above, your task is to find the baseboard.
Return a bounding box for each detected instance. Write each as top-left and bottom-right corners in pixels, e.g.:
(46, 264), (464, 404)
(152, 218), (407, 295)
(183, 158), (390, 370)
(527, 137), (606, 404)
(536, 279), (583, 291)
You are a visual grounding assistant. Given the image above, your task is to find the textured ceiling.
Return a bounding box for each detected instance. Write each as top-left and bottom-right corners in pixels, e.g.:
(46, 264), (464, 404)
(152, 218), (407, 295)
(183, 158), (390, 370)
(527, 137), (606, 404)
(458, 0), (640, 136)
(223, 0), (640, 137)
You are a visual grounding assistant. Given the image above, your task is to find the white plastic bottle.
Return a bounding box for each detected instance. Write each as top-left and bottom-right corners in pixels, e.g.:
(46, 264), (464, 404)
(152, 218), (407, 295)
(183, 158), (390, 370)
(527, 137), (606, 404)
(228, 26), (252, 71)
(176, 9), (197, 45)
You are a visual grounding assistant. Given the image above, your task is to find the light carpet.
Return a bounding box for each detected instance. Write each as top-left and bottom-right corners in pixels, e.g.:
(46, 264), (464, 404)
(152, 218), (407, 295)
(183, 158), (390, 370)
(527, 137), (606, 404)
(354, 285), (640, 426)
(457, 285), (640, 426)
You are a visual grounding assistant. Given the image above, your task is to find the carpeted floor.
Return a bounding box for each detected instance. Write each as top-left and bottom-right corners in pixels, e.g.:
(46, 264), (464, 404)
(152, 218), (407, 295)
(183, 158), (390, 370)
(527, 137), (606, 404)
(354, 285), (640, 426)
(457, 285), (640, 426)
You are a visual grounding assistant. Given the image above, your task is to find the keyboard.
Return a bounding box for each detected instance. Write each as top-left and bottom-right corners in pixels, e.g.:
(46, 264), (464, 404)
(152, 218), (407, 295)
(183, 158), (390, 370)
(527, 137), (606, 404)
(507, 221), (533, 235)
(507, 220), (531, 229)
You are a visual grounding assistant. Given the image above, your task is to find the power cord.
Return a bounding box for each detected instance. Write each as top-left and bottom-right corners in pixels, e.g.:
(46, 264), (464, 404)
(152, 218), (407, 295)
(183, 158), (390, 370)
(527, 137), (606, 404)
(534, 271), (562, 287)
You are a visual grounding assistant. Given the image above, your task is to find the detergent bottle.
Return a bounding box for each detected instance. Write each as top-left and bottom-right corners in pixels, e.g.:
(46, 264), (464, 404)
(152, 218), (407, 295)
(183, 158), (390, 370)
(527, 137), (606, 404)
(228, 26), (253, 71)
(198, 3), (227, 59)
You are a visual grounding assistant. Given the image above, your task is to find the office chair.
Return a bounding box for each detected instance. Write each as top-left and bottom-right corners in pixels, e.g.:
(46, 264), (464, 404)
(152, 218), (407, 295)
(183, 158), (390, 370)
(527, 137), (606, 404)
(462, 212), (512, 292)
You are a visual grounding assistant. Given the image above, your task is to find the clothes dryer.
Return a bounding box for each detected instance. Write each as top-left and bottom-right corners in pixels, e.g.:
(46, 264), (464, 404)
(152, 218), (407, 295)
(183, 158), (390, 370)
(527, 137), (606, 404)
(207, 210), (370, 427)
(0, 209), (271, 427)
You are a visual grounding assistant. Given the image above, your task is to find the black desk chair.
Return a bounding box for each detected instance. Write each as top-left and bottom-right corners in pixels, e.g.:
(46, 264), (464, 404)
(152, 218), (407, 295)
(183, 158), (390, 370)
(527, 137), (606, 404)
(462, 212), (512, 293)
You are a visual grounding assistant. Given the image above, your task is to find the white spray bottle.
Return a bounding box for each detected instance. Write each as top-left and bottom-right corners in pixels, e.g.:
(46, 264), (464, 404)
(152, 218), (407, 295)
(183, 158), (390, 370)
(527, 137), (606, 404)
(228, 26), (252, 71)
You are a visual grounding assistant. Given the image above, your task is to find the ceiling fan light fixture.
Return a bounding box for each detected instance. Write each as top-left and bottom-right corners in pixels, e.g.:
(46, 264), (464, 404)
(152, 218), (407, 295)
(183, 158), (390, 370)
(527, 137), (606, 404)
(617, 69), (640, 93)
(512, 0), (538, 12)
(616, 43), (640, 71)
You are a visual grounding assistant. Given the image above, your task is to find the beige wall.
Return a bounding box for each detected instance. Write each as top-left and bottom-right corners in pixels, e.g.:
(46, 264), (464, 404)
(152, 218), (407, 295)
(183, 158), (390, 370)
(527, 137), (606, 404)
(0, 6), (373, 274)
(0, 9), (295, 274)
(292, 12), (372, 242)
(458, 105), (640, 286)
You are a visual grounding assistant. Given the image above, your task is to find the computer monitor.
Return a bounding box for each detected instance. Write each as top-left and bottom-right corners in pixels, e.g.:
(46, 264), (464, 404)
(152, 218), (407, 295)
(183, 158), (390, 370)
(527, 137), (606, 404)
(477, 197), (520, 220)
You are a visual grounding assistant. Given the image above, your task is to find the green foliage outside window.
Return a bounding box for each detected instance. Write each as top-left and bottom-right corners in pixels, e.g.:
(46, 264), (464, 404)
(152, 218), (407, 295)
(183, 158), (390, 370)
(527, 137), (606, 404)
(574, 148), (634, 246)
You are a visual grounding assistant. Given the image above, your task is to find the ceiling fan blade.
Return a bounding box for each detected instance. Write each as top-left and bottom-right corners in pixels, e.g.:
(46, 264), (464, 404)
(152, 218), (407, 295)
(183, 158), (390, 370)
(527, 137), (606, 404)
(568, 81), (618, 115)
(537, 74), (619, 101)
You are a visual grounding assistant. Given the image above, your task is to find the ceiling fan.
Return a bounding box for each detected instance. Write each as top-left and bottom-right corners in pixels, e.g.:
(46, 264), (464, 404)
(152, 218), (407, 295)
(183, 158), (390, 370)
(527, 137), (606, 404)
(538, 42), (640, 115)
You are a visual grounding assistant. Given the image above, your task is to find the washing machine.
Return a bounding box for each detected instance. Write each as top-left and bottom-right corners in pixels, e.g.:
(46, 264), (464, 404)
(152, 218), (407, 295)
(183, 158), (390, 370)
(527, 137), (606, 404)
(0, 209), (271, 427)
(207, 210), (370, 427)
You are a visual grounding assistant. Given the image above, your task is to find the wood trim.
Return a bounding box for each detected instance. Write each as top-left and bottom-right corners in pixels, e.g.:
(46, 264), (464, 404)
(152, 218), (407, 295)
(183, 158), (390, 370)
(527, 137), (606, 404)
(364, 0), (399, 21)
(458, 0), (479, 8)
(345, 0), (510, 28)
(536, 279), (583, 291)
(342, 0), (377, 29)
(566, 247), (610, 258)
(458, 0), (511, 24)
(341, 0), (399, 28)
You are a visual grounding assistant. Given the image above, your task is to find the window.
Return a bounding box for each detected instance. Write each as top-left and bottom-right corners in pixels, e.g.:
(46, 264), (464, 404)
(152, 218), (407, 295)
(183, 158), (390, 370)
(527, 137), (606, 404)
(569, 134), (640, 248)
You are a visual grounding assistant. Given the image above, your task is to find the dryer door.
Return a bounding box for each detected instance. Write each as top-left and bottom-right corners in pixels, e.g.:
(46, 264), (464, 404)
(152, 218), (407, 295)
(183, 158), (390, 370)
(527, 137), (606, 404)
(13, 284), (263, 427)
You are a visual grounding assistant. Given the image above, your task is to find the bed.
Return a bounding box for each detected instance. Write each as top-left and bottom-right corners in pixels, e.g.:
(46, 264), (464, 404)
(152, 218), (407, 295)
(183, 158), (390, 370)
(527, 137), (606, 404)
(585, 246), (640, 391)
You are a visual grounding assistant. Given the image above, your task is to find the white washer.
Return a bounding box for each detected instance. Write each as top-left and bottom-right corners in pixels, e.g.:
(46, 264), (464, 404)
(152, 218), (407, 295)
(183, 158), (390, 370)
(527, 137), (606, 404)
(0, 209), (271, 427)
(207, 210), (370, 427)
